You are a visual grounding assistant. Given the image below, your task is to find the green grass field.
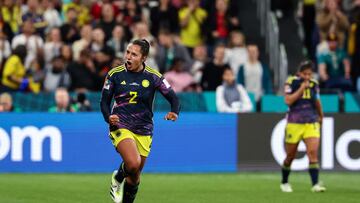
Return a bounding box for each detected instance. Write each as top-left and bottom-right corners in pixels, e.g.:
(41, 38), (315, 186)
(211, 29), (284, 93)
(0, 172), (359, 203)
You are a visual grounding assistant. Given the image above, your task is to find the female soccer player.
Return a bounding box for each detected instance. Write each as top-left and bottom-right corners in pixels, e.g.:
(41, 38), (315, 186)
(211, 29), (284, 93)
(280, 60), (326, 193)
(100, 39), (180, 203)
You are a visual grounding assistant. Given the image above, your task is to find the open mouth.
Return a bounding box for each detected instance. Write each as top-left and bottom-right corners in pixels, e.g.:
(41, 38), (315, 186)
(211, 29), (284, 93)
(126, 61), (132, 66)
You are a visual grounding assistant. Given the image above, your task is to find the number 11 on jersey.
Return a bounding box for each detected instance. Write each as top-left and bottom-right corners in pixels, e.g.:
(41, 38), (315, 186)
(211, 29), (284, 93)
(302, 88), (311, 99)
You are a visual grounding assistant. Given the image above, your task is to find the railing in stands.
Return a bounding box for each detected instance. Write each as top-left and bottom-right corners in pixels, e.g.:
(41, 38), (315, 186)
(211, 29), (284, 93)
(256, 0), (288, 94)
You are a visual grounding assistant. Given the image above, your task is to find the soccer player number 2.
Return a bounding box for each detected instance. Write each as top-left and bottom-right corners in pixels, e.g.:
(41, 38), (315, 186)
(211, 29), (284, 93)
(129, 91), (138, 104)
(302, 88), (311, 99)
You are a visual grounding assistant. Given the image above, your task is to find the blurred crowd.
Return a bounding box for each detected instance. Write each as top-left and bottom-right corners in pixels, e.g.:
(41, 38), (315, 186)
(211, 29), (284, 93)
(4, 0), (359, 113)
(0, 0), (273, 113)
(298, 0), (360, 93)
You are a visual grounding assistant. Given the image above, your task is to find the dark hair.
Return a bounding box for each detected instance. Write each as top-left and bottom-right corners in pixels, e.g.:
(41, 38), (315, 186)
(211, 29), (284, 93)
(131, 39), (150, 57)
(12, 45), (27, 64)
(298, 60), (314, 72)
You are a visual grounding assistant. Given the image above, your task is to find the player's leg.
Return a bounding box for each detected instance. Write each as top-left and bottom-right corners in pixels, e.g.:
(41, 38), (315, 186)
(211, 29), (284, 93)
(303, 123), (325, 192)
(122, 156), (146, 203)
(117, 132), (152, 203)
(281, 123), (302, 192)
(282, 143), (298, 183)
(304, 137), (326, 192)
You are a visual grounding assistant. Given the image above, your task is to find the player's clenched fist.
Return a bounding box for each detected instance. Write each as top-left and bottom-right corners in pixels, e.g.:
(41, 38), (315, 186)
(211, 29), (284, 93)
(109, 114), (120, 125)
(164, 112), (178, 121)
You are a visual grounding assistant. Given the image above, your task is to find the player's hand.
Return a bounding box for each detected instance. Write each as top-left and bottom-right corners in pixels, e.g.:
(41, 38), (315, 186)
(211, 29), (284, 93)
(300, 80), (310, 89)
(109, 114), (120, 125)
(164, 112), (178, 121)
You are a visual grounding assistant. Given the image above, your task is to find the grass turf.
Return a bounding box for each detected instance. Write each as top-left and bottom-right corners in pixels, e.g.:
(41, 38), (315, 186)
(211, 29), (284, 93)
(0, 172), (359, 203)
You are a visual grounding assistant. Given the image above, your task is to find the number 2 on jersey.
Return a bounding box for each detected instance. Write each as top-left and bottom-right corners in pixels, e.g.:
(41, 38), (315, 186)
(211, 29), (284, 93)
(129, 91), (138, 104)
(302, 88), (311, 99)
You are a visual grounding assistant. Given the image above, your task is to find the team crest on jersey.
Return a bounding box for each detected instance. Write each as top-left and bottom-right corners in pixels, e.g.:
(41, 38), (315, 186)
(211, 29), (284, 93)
(142, 79), (150, 88)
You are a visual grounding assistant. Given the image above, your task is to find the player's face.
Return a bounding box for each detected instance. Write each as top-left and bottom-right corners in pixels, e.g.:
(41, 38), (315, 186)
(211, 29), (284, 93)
(125, 44), (146, 72)
(299, 68), (312, 81)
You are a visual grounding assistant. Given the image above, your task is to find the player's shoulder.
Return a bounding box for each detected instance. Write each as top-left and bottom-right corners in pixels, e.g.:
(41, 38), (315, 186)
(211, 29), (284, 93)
(108, 65), (126, 77)
(285, 75), (299, 85)
(310, 78), (319, 85)
(144, 65), (162, 78)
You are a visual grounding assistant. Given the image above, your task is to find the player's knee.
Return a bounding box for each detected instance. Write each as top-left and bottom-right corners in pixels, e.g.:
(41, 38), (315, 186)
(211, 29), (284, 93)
(126, 158), (141, 174)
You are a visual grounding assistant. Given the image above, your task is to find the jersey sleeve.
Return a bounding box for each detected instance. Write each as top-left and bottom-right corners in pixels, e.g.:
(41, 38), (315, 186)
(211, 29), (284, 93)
(284, 76), (295, 95)
(100, 74), (115, 123)
(155, 76), (181, 115)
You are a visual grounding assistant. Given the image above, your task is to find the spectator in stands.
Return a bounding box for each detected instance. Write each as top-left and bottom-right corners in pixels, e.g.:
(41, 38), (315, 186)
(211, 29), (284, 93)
(48, 87), (78, 112)
(190, 44), (208, 84)
(67, 49), (100, 92)
(156, 29), (192, 73)
(216, 67), (253, 113)
(0, 92), (19, 112)
(348, 0), (360, 92)
(131, 21), (158, 70)
(316, 0), (349, 47)
(75, 92), (92, 111)
(44, 27), (63, 67)
(179, 0), (207, 52)
(97, 2), (117, 41)
(0, 12), (14, 42)
(0, 29), (11, 70)
(43, 56), (71, 92)
(1, 0), (21, 34)
(237, 44), (272, 102)
(72, 24), (93, 61)
(22, 0), (48, 37)
(122, 0), (143, 38)
(150, 0), (180, 37)
(91, 0), (119, 23)
(94, 46), (114, 90)
(90, 27), (109, 53)
(60, 7), (80, 44)
(164, 58), (195, 92)
(27, 55), (45, 93)
(11, 20), (44, 69)
(318, 33), (352, 91)
(0, 45), (27, 92)
(224, 31), (248, 77)
(60, 44), (73, 68)
(62, 0), (90, 27)
(106, 24), (128, 58)
(42, 0), (62, 33)
(200, 44), (229, 91)
(206, 0), (239, 45)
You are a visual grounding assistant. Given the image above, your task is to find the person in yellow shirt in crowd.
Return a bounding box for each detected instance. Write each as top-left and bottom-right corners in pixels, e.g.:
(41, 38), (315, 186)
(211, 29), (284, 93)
(179, 0), (207, 53)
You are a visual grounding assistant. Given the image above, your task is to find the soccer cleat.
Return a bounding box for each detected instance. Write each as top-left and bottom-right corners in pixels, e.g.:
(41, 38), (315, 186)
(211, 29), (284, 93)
(311, 183), (326, 192)
(280, 183), (293, 192)
(110, 170), (125, 203)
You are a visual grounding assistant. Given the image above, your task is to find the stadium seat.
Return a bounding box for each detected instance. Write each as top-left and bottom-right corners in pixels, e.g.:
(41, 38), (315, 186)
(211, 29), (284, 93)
(344, 92), (360, 113)
(261, 95), (288, 113)
(320, 94), (339, 113)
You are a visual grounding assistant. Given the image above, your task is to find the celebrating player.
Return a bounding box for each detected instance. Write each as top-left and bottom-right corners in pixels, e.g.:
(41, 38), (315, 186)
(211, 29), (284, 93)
(100, 39), (180, 203)
(280, 60), (326, 193)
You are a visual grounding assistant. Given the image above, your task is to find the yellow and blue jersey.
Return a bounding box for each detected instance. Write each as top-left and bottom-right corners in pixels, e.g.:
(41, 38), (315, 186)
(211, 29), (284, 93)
(284, 76), (320, 123)
(100, 64), (180, 136)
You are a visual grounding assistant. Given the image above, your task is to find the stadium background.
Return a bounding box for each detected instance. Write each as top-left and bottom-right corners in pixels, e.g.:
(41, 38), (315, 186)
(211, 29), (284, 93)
(0, 0), (360, 202)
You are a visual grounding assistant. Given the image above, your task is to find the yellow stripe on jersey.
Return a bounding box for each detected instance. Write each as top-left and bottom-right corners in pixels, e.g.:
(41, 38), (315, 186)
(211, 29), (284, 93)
(145, 66), (162, 78)
(286, 76), (297, 85)
(310, 78), (319, 84)
(109, 65), (125, 77)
